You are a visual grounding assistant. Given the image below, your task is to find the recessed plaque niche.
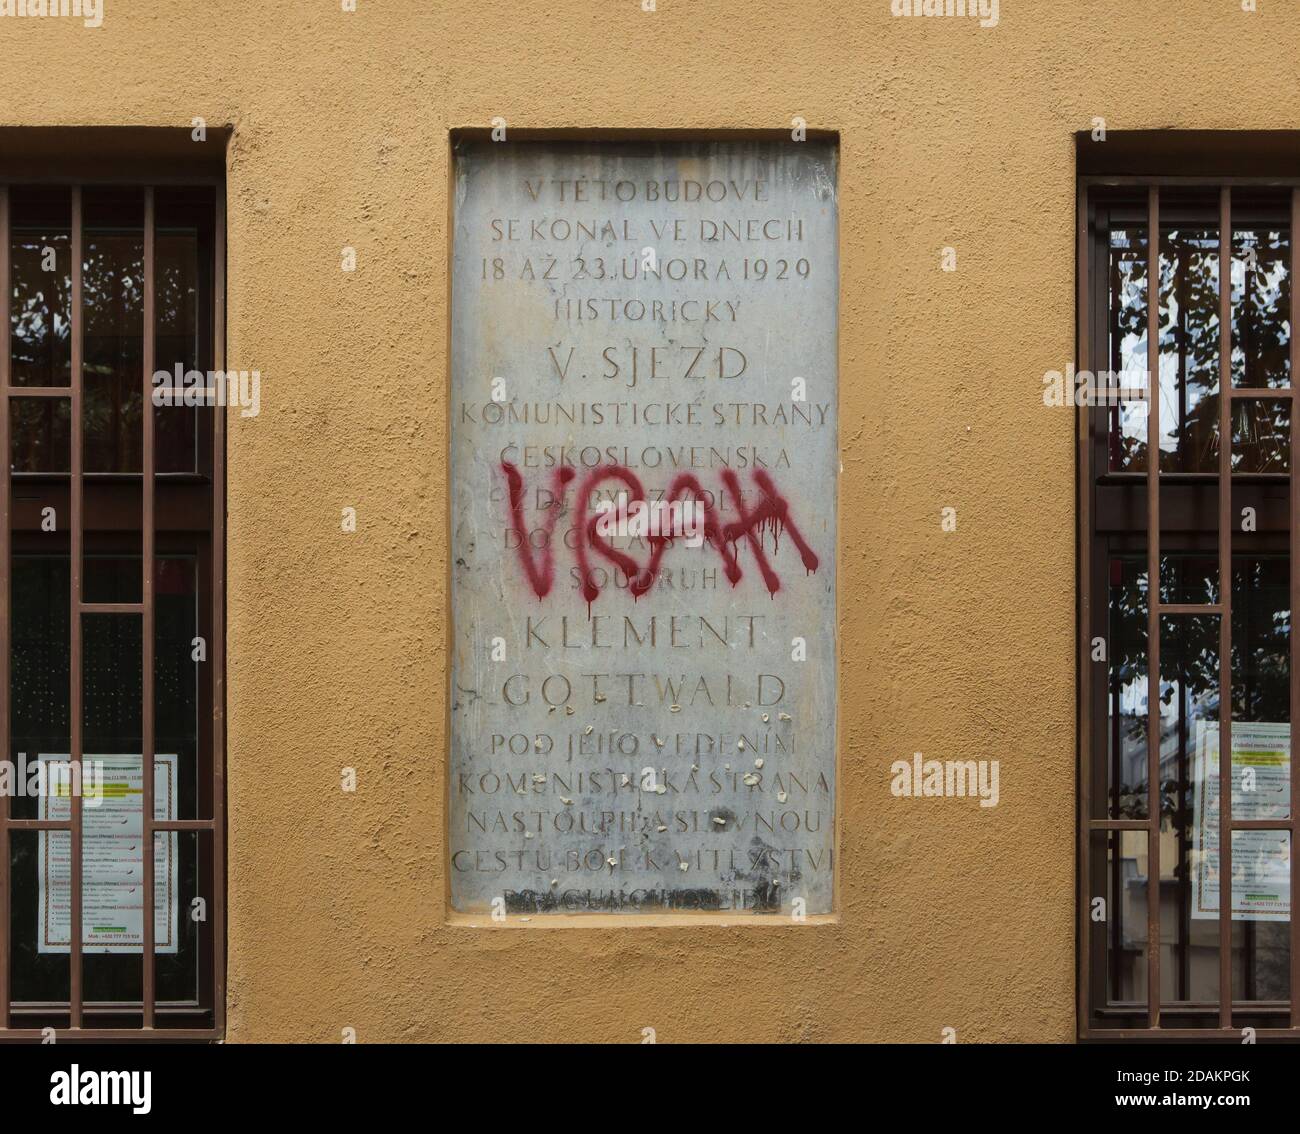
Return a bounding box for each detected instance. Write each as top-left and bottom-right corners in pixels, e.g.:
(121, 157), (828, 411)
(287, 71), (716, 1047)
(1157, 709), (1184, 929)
(449, 138), (838, 915)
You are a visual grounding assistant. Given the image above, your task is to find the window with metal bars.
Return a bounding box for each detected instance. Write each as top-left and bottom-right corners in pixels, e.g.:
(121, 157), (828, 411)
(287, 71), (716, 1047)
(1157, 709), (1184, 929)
(1079, 174), (1299, 1039)
(0, 162), (225, 1040)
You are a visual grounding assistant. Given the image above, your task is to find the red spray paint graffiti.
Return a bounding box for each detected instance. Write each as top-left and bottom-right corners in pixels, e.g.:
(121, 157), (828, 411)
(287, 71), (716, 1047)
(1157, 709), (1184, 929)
(501, 463), (576, 600)
(500, 462), (819, 604)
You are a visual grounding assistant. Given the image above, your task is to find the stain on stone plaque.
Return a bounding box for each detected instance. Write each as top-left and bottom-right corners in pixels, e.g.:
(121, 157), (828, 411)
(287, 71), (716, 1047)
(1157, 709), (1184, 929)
(450, 139), (837, 915)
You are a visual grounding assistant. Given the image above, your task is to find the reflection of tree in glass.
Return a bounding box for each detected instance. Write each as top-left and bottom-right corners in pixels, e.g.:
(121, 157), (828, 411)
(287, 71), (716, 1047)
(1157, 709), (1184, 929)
(1223, 228), (1290, 471)
(11, 231), (71, 383)
(9, 220), (200, 474)
(1109, 228), (1148, 472)
(1158, 228), (1220, 473)
(1231, 229), (1291, 390)
(1164, 227), (1294, 475)
(1110, 225), (1292, 474)
(9, 231), (72, 470)
(81, 233), (143, 472)
(1109, 559), (1289, 823)
(1109, 559), (1151, 819)
(1110, 558), (1295, 1001)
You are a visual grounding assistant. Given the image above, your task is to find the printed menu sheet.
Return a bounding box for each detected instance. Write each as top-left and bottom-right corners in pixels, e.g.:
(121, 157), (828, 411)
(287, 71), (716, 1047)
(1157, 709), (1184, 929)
(37, 753), (179, 953)
(1191, 722), (1290, 922)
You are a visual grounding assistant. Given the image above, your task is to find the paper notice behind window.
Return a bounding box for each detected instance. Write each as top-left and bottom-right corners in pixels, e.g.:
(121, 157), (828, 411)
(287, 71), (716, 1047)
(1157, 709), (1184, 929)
(1191, 721), (1290, 922)
(37, 753), (179, 953)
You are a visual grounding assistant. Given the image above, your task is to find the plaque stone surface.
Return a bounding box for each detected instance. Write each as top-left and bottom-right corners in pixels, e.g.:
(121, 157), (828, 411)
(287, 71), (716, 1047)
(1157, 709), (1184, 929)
(450, 139), (838, 915)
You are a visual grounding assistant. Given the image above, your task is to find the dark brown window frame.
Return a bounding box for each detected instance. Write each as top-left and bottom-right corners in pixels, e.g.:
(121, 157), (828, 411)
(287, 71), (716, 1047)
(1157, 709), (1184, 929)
(0, 135), (227, 1041)
(1078, 169), (1300, 1040)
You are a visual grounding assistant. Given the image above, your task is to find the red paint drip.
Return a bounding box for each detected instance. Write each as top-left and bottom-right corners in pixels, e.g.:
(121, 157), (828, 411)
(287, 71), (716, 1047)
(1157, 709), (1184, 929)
(500, 462), (575, 600)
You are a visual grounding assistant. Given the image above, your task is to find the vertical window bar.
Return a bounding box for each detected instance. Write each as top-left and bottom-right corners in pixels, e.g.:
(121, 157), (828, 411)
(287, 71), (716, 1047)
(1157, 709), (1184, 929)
(141, 187), (156, 1028)
(1291, 187), (1300, 1029)
(212, 183), (227, 1036)
(1146, 184), (1162, 1028)
(1218, 187), (1233, 1030)
(0, 185), (10, 1032)
(69, 185), (83, 1030)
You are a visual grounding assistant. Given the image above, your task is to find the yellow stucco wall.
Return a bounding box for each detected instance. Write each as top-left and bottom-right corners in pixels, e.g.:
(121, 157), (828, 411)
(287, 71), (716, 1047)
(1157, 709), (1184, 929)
(1, 0), (1289, 1043)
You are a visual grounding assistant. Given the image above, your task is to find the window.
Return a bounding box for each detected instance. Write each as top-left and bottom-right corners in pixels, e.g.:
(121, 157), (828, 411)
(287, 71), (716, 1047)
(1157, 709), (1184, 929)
(0, 154), (226, 1039)
(1079, 169), (1299, 1037)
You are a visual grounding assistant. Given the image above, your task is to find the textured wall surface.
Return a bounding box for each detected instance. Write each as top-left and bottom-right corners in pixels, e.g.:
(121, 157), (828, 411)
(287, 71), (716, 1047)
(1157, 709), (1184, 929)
(0, 0), (1291, 1043)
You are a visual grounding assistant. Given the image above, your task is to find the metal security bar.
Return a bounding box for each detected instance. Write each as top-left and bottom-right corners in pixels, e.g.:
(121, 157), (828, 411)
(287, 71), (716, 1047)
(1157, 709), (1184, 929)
(0, 179), (225, 1040)
(1079, 179), (1300, 1039)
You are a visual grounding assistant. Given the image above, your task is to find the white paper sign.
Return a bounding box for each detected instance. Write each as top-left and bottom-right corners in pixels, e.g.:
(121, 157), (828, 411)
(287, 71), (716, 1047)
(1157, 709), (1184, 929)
(1191, 721), (1290, 922)
(37, 753), (179, 953)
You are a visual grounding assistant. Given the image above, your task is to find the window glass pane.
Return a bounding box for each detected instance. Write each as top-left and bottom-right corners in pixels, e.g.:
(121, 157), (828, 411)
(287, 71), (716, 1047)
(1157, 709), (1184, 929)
(82, 187), (143, 474)
(1231, 553), (1290, 825)
(154, 188), (213, 475)
(1096, 829), (1149, 1010)
(1158, 612), (1223, 1011)
(80, 610), (143, 1003)
(1160, 552), (1219, 606)
(1229, 830), (1291, 1008)
(1107, 556), (1150, 819)
(1231, 211), (1291, 390)
(1227, 551), (1289, 743)
(1157, 207), (1221, 474)
(153, 830), (206, 1007)
(1108, 220), (1150, 472)
(10, 395), (70, 473)
(10, 556), (70, 1006)
(9, 185), (71, 388)
(11, 555), (70, 824)
(1232, 397), (1290, 474)
(9, 830), (71, 1010)
(157, 556), (202, 821)
(9, 187), (72, 476)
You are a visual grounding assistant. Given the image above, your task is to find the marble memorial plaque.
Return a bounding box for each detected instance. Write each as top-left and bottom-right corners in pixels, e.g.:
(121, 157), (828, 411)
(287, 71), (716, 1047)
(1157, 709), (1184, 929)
(449, 139), (838, 915)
